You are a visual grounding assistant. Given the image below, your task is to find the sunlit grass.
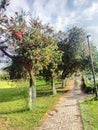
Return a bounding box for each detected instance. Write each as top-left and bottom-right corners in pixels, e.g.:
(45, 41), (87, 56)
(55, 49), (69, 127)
(0, 80), (17, 88)
(0, 78), (66, 130)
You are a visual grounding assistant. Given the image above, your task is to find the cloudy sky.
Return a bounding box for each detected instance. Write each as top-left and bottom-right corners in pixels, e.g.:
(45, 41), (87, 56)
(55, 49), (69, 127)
(4, 0), (98, 43)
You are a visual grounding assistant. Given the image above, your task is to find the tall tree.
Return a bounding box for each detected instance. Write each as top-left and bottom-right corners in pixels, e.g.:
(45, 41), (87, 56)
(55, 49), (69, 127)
(0, 8), (57, 109)
(41, 48), (63, 94)
(58, 27), (88, 88)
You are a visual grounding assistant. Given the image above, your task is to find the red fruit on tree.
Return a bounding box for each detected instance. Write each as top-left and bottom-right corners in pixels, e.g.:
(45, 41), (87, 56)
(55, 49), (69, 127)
(21, 33), (24, 37)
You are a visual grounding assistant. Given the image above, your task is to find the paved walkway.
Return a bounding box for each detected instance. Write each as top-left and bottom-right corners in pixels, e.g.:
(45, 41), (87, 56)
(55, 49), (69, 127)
(37, 78), (88, 130)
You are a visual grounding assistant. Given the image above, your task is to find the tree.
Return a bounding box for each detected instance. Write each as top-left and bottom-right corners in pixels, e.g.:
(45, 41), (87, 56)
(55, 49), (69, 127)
(0, 4), (58, 109)
(91, 45), (98, 74)
(81, 44), (98, 74)
(58, 27), (88, 88)
(41, 48), (63, 94)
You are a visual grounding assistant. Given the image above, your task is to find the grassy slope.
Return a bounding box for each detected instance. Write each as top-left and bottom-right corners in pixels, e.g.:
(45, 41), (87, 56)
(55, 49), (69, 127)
(0, 78), (66, 130)
(80, 98), (98, 130)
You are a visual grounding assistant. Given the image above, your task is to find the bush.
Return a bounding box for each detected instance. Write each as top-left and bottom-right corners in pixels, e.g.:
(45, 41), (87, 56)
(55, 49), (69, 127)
(0, 73), (10, 80)
(82, 75), (94, 93)
(8, 60), (28, 80)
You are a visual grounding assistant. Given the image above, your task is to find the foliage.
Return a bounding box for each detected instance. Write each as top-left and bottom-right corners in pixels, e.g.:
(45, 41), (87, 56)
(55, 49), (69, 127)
(58, 26), (88, 78)
(0, 3), (60, 105)
(91, 45), (98, 74)
(40, 48), (63, 82)
(0, 73), (10, 80)
(0, 0), (9, 12)
(8, 59), (28, 79)
(0, 12), (57, 73)
(81, 44), (98, 94)
(81, 44), (98, 74)
(82, 75), (94, 93)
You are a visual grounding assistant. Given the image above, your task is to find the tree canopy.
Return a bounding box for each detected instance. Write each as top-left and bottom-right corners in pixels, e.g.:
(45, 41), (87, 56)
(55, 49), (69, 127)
(0, 1), (61, 109)
(57, 27), (88, 87)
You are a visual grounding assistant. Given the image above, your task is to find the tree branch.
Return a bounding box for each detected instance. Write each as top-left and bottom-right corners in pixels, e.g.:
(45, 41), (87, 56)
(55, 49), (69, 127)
(0, 39), (8, 44)
(0, 48), (13, 59)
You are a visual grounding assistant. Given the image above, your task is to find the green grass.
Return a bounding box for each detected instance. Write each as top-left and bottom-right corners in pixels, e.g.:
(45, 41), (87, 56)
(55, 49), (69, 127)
(0, 78), (66, 130)
(80, 98), (98, 130)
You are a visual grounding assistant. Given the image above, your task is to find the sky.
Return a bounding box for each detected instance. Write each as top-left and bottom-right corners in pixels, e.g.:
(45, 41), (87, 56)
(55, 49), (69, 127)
(5, 0), (98, 44)
(1, 0), (98, 69)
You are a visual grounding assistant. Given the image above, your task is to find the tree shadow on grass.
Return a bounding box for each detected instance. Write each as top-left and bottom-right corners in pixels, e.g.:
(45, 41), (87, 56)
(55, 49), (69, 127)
(0, 83), (69, 103)
(37, 87), (70, 97)
(37, 90), (53, 97)
(37, 83), (49, 87)
(0, 87), (28, 103)
(0, 108), (29, 115)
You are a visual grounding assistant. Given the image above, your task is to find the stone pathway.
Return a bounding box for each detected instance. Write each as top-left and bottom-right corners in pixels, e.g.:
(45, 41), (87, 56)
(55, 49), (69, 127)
(37, 78), (88, 130)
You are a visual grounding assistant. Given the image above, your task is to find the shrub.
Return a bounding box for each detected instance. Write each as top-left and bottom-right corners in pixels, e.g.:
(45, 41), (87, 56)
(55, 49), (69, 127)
(8, 60), (28, 80)
(0, 73), (10, 80)
(82, 75), (94, 93)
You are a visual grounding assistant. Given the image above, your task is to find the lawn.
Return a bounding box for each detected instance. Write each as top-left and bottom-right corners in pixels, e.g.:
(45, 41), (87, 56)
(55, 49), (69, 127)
(0, 78), (66, 130)
(80, 97), (98, 130)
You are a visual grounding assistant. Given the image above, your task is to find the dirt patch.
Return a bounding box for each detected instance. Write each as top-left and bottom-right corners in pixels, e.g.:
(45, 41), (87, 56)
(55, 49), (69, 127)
(66, 79), (75, 91)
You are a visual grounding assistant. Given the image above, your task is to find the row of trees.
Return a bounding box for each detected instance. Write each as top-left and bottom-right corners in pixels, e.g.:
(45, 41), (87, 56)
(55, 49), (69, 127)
(0, 0), (97, 109)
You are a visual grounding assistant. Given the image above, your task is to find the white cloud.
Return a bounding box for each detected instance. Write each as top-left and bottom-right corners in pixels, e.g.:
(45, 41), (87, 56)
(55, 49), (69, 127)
(86, 26), (98, 43)
(31, 0), (79, 31)
(31, 0), (68, 24)
(2, 0), (98, 43)
(6, 0), (30, 16)
(4, 0), (84, 30)
(54, 12), (78, 31)
(87, 26), (98, 33)
(74, 0), (88, 7)
(83, 2), (98, 20)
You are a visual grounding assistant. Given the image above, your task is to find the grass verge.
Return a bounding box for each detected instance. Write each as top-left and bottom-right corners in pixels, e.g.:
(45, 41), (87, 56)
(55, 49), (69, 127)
(80, 97), (98, 130)
(0, 78), (66, 130)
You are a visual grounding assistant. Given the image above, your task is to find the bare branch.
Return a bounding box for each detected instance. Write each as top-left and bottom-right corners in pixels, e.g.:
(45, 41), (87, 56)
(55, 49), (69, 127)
(0, 39), (8, 44)
(0, 48), (13, 59)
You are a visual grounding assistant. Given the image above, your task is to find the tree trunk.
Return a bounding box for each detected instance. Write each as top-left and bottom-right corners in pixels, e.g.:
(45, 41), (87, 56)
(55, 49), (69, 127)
(51, 77), (57, 95)
(28, 70), (36, 110)
(61, 78), (65, 88)
(61, 69), (68, 88)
